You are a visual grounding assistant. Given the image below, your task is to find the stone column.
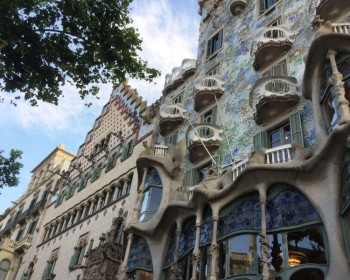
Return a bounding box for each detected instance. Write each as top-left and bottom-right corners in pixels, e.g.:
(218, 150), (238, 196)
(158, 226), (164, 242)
(57, 219), (64, 233)
(105, 189), (112, 205)
(82, 203), (89, 218)
(123, 178), (131, 195)
(209, 214), (219, 280)
(89, 199), (97, 214)
(66, 214), (73, 228)
(96, 194), (103, 210)
(133, 167), (148, 221)
(43, 227), (49, 241)
(47, 226), (53, 239)
(191, 211), (203, 280)
(259, 195), (270, 280)
(75, 208), (82, 222)
(119, 233), (134, 280)
(327, 50), (350, 125)
(170, 225), (182, 280)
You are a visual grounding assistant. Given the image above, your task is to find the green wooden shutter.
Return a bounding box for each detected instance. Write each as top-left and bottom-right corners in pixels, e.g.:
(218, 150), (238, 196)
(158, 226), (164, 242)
(253, 131), (268, 150)
(120, 145), (127, 161)
(129, 139), (135, 155)
(211, 107), (217, 124)
(170, 133), (178, 145)
(185, 169), (197, 187)
(42, 263), (52, 280)
(69, 250), (79, 268)
(77, 247), (86, 265)
(218, 29), (223, 49)
(260, 0), (266, 13)
(289, 112), (304, 147)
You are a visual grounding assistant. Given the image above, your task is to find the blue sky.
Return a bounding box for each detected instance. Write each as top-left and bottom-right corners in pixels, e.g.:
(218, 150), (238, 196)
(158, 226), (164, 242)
(0, 0), (200, 213)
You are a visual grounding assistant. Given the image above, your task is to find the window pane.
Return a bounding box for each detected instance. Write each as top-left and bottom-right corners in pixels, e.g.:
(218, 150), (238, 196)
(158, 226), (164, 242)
(270, 130), (281, 148)
(282, 124), (291, 145)
(148, 187), (162, 212)
(267, 233), (285, 274)
(140, 190), (149, 214)
(287, 227), (327, 266)
(228, 234), (256, 276)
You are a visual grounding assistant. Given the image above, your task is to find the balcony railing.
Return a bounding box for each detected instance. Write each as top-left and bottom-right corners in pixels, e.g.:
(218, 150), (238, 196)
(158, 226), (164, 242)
(14, 234), (33, 251)
(194, 75), (225, 111)
(249, 76), (299, 124)
(252, 25), (294, 70)
(154, 145), (169, 157)
(159, 104), (187, 135)
(187, 124), (223, 162)
(163, 59), (196, 94)
(332, 23), (350, 34)
(265, 144), (294, 164)
(160, 104), (187, 119)
(232, 158), (249, 180)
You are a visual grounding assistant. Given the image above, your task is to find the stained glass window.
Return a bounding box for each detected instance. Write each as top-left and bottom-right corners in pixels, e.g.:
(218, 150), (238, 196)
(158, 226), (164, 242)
(179, 217), (196, 257)
(341, 158), (350, 212)
(200, 221), (213, 246)
(218, 199), (261, 239)
(266, 189), (321, 230)
(164, 232), (176, 268)
(127, 237), (153, 272)
(144, 169), (162, 188)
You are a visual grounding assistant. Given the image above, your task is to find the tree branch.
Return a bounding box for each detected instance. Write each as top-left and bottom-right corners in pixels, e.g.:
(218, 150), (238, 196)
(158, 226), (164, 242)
(33, 29), (84, 40)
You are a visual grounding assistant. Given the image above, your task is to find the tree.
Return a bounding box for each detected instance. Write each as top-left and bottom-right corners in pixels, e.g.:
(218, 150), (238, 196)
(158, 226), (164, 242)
(0, 149), (23, 191)
(0, 0), (160, 106)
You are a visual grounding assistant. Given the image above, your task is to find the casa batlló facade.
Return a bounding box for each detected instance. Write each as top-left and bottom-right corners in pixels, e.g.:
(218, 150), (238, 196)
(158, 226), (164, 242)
(1, 0), (350, 280)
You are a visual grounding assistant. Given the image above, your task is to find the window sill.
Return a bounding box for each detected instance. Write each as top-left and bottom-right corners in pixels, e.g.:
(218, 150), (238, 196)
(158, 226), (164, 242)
(205, 47), (222, 62)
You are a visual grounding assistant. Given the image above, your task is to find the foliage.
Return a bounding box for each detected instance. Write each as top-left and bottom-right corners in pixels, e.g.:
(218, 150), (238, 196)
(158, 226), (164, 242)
(0, 0), (160, 106)
(0, 149), (23, 191)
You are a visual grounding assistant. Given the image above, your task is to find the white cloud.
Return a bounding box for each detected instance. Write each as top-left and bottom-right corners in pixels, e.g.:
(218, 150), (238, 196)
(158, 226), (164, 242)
(129, 0), (200, 103)
(0, 0), (199, 135)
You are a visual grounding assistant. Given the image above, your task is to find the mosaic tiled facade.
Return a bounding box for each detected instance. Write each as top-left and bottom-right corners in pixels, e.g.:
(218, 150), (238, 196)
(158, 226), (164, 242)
(2, 1), (350, 280)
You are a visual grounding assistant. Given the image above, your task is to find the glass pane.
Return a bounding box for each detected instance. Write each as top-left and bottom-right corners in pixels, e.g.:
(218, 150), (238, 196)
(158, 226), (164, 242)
(270, 130), (281, 148)
(137, 270), (153, 280)
(140, 191), (149, 214)
(287, 227), (327, 266)
(0, 260), (10, 270)
(148, 187), (162, 212)
(267, 233), (285, 274)
(228, 234), (256, 276)
(323, 89), (338, 130)
(282, 124), (291, 145)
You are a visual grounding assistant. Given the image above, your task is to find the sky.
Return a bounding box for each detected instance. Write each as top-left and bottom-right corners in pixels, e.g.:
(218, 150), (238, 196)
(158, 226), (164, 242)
(0, 0), (200, 213)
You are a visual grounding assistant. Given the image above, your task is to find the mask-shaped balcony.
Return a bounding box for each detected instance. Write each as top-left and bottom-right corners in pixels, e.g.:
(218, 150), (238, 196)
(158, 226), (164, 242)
(249, 76), (300, 125)
(14, 234), (33, 252)
(229, 0), (247, 15)
(194, 75), (225, 112)
(252, 25), (295, 71)
(163, 59), (196, 95)
(137, 145), (182, 176)
(316, 0), (350, 22)
(159, 104), (187, 136)
(187, 124), (223, 163)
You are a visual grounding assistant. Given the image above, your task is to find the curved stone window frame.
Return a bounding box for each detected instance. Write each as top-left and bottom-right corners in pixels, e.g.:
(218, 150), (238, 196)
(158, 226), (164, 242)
(139, 169), (163, 222)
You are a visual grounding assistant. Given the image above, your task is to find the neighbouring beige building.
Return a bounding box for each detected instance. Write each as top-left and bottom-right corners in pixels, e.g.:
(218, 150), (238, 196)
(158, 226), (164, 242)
(2, 0), (350, 280)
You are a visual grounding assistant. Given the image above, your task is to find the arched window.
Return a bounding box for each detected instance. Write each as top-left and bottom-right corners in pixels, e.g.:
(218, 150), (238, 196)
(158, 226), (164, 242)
(127, 236), (153, 279)
(114, 223), (124, 245)
(139, 169), (163, 222)
(0, 260), (10, 280)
